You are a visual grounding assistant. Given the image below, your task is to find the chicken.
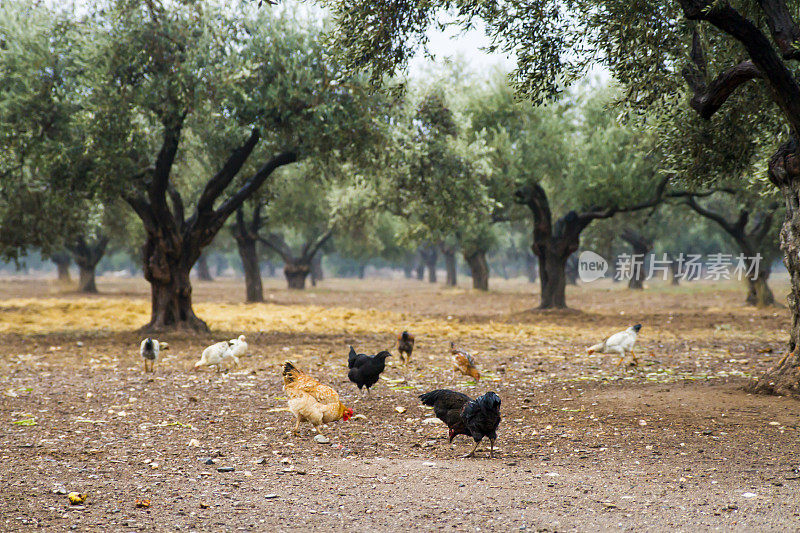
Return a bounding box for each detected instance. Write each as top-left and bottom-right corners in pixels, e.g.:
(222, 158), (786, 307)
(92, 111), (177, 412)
(282, 361), (352, 436)
(140, 338), (168, 373)
(587, 324), (642, 365)
(194, 341), (237, 372)
(451, 342), (481, 381)
(397, 331), (415, 364)
(419, 389), (501, 458)
(228, 335), (248, 359)
(347, 346), (392, 397)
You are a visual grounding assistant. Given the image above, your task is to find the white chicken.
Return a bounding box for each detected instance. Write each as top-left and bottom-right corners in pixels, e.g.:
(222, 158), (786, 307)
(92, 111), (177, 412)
(587, 324), (642, 366)
(228, 335), (248, 359)
(194, 341), (238, 372)
(140, 338), (169, 373)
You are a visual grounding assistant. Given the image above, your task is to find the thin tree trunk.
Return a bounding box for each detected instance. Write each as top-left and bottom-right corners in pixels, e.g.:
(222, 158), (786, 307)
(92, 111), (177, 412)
(667, 253), (681, 286)
(565, 254), (578, 285)
(233, 207), (264, 303)
(420, 246), (438, 283)
(311, 254), (323, 287)
(442, 246), (457, 287)
(195, 254), (214, 281)
(236, 237), (263, 303)
(621, 229), (653, 290)
(465, 250), (489, 291)
(415, 262), (424, 280)
(524, 252), (538, 283)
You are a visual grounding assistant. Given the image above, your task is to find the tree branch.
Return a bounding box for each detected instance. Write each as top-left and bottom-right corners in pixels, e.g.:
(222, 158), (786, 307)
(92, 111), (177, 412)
(578, 176), (670, 223)
(167, 184), (185, 229)
(679, 0), (800, 133)
(514, 183), (553, 244)
(258, 232), (294, 262)
(302, 228), (334, 262)
(684, 196), (739, 236)
(195, 128), (261, 218)
(150, 120), (183, 208)
(757, 0), (800, 60)
(212, 151), (297, 229)
(123, 193), (155, 228)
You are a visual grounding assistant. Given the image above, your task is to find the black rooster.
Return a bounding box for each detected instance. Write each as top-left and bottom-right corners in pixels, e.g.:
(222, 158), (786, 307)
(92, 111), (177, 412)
(347, 346), (392, 397)
(397, 331), (415, 364)
(419, 389), (501, 458)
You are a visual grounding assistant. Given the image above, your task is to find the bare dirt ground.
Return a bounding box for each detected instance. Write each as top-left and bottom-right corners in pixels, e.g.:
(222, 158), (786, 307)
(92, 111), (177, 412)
(1, 275), (799, 531)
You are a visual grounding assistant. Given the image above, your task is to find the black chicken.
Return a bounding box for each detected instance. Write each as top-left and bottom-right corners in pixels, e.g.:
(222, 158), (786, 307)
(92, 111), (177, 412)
(397, 331), (415, 364)
(347, 346), (392, 397)
(419, 389), (501, 458)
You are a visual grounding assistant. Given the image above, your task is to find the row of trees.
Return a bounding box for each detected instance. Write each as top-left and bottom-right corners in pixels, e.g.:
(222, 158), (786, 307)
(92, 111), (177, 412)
(0, 1), (786, 342)
(319, 0), (800, 394)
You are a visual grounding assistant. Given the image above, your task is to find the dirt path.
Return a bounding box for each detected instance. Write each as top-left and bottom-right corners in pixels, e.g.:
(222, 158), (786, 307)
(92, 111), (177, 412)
(0, 277), (798, 531)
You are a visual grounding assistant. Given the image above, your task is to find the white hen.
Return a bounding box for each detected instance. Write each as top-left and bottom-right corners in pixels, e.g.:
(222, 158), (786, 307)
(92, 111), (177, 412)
(587, 324), (642, 366)
(195, 341), (237, 372)
(228, 335), (248, 359)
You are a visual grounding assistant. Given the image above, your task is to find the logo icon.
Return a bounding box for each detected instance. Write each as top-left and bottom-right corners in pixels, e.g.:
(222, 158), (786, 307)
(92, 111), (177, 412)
(578, 251), (608, 282)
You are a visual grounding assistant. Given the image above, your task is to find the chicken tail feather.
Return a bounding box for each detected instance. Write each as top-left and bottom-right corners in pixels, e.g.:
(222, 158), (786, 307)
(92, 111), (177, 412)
(282, 361), (303, 385)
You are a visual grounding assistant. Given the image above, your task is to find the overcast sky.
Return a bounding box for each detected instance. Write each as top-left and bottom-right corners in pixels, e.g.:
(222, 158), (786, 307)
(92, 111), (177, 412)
(409, 23), (515, 78)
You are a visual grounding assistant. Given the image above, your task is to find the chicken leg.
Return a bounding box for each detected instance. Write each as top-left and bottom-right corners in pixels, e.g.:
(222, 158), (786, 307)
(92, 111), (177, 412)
(292, 417), (301, 434)
(463, 440), (480, 458)
(489, 438), (496, 458)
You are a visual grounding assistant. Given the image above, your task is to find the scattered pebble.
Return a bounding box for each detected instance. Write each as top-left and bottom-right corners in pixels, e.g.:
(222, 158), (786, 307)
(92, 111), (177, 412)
(742, 492), (757, 498)
(352, 414), (367, 421)
(188, 438), (200, 447)
(395, 406), (406, 414)
(313, 435), (330, 444)
(217, 466), (235, 473)
(422, 418), (442, 425)
(265, 494), (279, 500)
(422, 461), (436, 467)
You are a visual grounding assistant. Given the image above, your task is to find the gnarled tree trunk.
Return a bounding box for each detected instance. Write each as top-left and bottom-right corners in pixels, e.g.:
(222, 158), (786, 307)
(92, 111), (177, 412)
(260, 228), (333, 291)
(285, 262), (311, 289)
(537, 245), (570, 308)
(465, 249), (489, 291)
(749, 141), (800, 396)
(516, 181), (666, 309)
(684, 195), (777, 306)
(141, 235), (207, 330)
(68, 235), (109, 294)
(124, 120), (297, 331)
(746, 271), (775, 307)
